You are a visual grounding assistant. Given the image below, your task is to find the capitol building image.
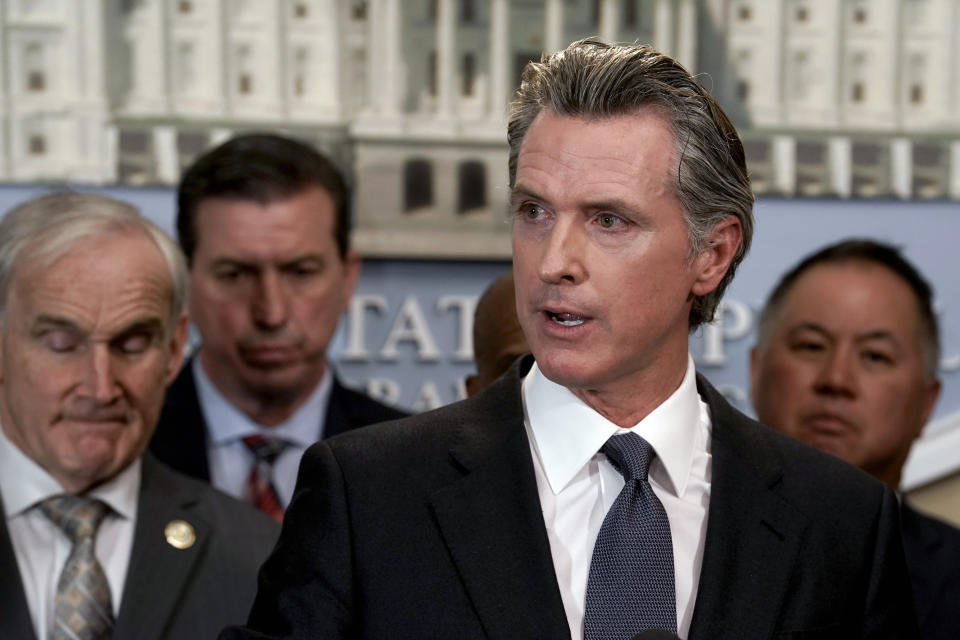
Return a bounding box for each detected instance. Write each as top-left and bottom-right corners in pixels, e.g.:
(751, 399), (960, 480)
(2, 0), (959, 259)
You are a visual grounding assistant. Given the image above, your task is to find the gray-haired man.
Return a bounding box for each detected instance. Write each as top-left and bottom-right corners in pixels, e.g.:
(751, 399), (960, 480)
(0, 193), (278, 640)
(227, 40), (917, 640)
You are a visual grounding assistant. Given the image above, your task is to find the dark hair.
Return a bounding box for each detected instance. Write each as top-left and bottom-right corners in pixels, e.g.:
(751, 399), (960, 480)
(757, 239), (940, 377)
(508, 39), (755, 329)
(177, 133), (351, 263)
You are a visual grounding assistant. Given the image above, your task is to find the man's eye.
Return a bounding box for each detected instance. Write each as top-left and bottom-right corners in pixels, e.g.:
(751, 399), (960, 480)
(522, 204), (544, 220)
(215, 269), (242, 281)
(286, 264), (320, 278)
(43, 331), (77, 352)
(597, 213), (620, 229)
(116, 333), (152, 355)
(792, 341), (824, 353)
(862, 350), (894, 365)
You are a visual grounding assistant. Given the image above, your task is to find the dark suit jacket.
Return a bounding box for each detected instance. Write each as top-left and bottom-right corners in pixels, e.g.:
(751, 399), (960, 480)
(0, 455), (279, 640)
(225, 357), (917, 639)
(149, 359), (408, 482)
(902, 503), (960, 639)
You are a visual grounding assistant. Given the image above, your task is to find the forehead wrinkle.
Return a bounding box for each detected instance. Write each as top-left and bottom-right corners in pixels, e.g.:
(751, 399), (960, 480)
(517, 155), (667, 213)
(195, 192), (337, 265)
(27, 277), (170, 339)
(14, 245), (173, 340)
(518, 142), (674, 212)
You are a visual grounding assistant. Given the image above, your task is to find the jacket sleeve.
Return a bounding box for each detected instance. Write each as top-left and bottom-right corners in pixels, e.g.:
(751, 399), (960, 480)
(220, 441), (354, 639)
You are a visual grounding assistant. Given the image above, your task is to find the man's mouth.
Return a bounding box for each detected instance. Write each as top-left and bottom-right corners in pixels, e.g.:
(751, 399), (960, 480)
(546, 311), (586, 327)
(62, 414), (129, 428)
(241, 346), (299, 365)
(803, 411), (856, 434)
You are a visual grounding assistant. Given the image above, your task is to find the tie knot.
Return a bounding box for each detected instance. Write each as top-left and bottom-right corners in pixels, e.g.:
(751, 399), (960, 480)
(601, 432), (656, 482)
(243, 434), (289, 463)
(40, 495), (110, 544)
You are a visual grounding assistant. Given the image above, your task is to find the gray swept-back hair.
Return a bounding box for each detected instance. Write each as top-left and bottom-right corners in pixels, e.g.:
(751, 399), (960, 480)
(508, 39), (755, 329)
(0, 192), (188, 333)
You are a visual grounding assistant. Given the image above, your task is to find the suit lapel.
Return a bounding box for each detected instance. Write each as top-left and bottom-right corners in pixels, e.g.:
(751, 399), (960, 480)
(113, 456), (211, 640)
(0, 495), (38, 640)
(429, 362), (571, 640)
(687, 376), (808, 640)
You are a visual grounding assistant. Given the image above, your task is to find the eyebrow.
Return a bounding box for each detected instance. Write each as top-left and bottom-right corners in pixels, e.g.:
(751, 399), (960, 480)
(115, 318), (166, 336)
(210, 254), (327, 269)
(279, 254), (326, 268)
(31, 315), (166, 338)
(789, 322), (901, 346)
(30, 315), (80, 334)
(509, 184), (546, 208)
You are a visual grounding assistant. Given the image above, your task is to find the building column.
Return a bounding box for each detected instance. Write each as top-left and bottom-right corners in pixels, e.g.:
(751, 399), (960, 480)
(366, 0), (401, 116)
(436, 0), (456, 116)
(365, 0), (384, 113)
(599, 0), (619, 43)
(675, 0), (696, 69)
(773, 135), (796, 195)
(890, 137), (912, 199)
(489, 0), (510, 119)
(103, 124), (119, 183)
(950, 141), (960, 199)
(653, 0), (673, 55)
(153, 125), (179, 184)
(828, 136), (852, 198)
(545, 0), (564, 53)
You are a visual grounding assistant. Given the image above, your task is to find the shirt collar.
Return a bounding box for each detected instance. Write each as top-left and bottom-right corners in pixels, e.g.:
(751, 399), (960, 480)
(194, 357), (332, 448)
(523, 354), (702, 498)
(0, 420), (140, 521)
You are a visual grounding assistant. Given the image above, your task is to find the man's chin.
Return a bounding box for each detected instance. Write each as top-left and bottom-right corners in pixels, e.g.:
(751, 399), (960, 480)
(241, 366), (321, 401)
(533, 352), (600, 390)
(57, 449), (128, 492)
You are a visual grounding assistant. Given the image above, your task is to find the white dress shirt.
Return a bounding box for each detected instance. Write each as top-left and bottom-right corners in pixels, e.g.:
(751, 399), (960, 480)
(0, 423), (138, 637)
(522, 355), (712, 640)
(194, 358), (332, 507)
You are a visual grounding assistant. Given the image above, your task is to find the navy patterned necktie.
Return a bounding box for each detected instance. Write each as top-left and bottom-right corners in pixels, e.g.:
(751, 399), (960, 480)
(584, 432), (677, 639)
(40, 494), (114, 640)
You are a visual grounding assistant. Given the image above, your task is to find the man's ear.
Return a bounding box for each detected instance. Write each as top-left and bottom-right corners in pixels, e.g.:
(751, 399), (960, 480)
(914, 376), (942, 440)
(748, 345), (761, 406)
(165, 311), (190, 386)
(465, 374), (481, 398)
(691, 216), (743, 297)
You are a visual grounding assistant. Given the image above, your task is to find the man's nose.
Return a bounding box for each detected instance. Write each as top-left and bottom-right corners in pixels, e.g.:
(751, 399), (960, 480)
(252, 271), (289, 329)
(538, 217), (586, 285)
(813, 347), (858, 398)
(82, 345), (121, 404)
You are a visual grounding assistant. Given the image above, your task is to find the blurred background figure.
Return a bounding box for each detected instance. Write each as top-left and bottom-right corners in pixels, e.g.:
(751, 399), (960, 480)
(150, 134), (407, 522)
(750, 238), (960, 640)
(465, 270), (529, 397)
(0, 192), (278, 640)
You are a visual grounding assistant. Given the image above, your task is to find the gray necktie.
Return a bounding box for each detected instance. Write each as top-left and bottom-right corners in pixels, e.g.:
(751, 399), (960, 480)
(584, 433), (677, 639)
(40, 494), (114, 640)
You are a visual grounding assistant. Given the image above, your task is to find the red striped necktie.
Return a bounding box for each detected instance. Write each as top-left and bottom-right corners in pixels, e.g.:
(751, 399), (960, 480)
(241, 435), (289, 522)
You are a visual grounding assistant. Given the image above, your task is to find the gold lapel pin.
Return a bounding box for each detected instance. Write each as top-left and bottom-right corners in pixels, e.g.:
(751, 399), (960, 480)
(164, 520), (196, 550)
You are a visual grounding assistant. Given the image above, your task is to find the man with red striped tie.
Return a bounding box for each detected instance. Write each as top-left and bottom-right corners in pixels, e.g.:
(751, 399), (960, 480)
(150, 134), (408, 521)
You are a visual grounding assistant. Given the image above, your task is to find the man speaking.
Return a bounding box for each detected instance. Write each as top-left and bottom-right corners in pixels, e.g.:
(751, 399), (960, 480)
(226, 40), (916, 639)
